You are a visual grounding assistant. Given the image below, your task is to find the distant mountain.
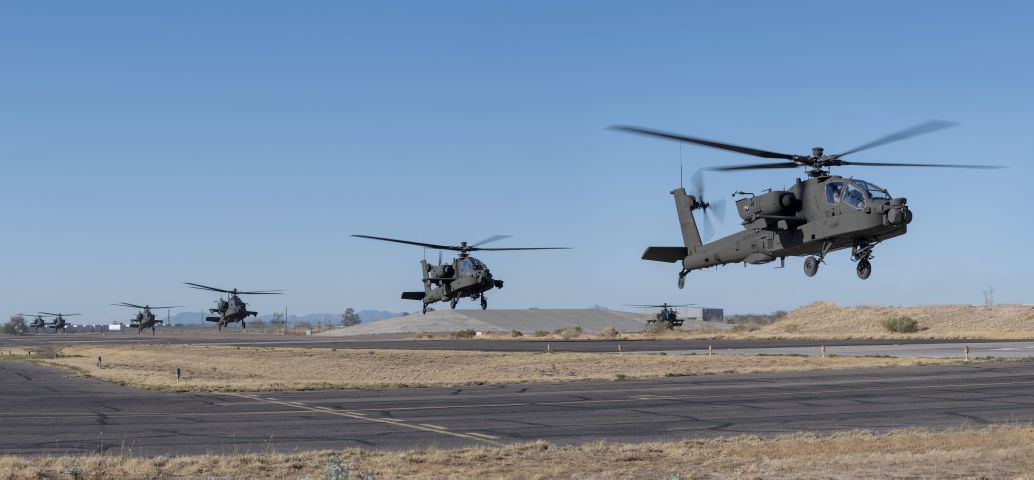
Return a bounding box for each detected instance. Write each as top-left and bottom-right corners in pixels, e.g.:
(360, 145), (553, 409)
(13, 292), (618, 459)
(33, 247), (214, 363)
(167, 309), (404, 326)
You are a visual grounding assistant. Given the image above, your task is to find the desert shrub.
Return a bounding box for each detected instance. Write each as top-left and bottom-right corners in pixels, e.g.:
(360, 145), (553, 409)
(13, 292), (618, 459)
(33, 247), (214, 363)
(510, 329), (524, 337)
(557, 327), (582, 339)
(614, 373), (627, 381)
(532, 330), (550, 337)
(642, 321), (673, 335)
(732, 322), (761, 333)
(882, 316), (919, 333)
(600, 326), (619, 338)
(451, 329), (477, 339)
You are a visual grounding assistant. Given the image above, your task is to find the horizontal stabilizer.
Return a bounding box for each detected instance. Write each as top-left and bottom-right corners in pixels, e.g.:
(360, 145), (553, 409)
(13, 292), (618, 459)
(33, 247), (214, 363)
(642, 246), (688, 263)
(205, 317), (222, 323)
(401, 291), (425, 300)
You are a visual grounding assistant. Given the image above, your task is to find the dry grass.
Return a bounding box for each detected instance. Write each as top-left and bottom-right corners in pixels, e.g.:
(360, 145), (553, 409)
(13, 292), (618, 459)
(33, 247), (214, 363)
(3, 425), (1034, 479)
(29, 344), (969, 392)
(464, 303), (1034, 341)
(755, 302), (1034, 339)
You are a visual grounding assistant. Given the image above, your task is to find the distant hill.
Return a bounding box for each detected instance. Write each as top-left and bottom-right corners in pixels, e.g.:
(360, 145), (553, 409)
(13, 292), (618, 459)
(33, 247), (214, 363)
(167, 309), (404, 326)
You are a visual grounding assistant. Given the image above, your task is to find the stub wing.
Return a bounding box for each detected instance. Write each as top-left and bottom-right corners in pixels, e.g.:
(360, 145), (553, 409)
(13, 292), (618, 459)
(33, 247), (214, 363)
(401, 291), (425, 300)
(642, 246), (688, 263)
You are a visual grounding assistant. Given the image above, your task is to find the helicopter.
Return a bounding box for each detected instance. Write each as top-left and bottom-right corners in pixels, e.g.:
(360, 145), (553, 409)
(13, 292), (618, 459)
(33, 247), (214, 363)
(19, 314), (48, 333)
(625, 303), (696, 327)
(39, 312), (79, 333)
(612, 121), (1002, 287)
(352, 235), (569, 314)
(112, 303), (182, 335)
(184, 283), (282, 330)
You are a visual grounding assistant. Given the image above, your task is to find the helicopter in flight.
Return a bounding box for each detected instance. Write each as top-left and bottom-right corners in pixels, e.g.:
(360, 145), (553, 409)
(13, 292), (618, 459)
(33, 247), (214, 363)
(184, 283), (283, 330)
(352, 235), (569, 314)
(112, 303), (182, 335)
(20, 314), (48, 333)
(612, 121), (1001, 287)
(39, 312), (79, 333)
(625, 303), (695, 327)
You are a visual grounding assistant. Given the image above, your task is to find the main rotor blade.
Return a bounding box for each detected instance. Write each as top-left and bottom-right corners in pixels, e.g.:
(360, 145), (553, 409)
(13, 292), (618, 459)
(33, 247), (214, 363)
(610, 126), (797, 160)
(236, 291), (284, 295)
(839, 160), (1004, 169)
(351, 234), (460, 251)
(113, 302), (146, 309)
(148, 305), (184, 309)
(183, 282), (234, 294)
(707, 162), (801, 172)
(470, 235), (511, 247)
(624, 304), (696, 308)
(472, 247), (571, 251)
(835, 120), (957, 157)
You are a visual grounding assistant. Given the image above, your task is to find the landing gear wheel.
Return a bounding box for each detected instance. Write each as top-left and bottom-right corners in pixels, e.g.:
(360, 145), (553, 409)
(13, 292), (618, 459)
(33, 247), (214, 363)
(856, 260), (872, 280)
(677, 269), (688, 289)
(421, 304), (428, 315)
(218, 324), (223, 331)
(803, 256), (819, 277)
(450, 298), (458, 309)
(242, 321), (246, 329)
(480, 296), (488, 310)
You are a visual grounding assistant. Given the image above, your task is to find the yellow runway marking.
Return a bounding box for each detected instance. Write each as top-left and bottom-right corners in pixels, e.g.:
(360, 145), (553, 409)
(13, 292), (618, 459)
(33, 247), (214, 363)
(228, 393), (503, 446)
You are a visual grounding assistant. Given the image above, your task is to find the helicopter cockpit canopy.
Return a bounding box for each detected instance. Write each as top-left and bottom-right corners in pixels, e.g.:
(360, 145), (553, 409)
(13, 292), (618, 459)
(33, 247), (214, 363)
(853, 180), (891, 200)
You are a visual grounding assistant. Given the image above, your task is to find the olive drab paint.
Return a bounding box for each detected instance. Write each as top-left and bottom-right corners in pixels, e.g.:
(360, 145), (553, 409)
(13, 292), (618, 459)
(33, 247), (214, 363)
(613, 121), (1002, 287)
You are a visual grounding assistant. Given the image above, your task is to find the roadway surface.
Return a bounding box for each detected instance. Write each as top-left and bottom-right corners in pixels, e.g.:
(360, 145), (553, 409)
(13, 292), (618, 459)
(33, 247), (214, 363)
(3, 332), (1033, 354)
(3, 359), (1034, 455)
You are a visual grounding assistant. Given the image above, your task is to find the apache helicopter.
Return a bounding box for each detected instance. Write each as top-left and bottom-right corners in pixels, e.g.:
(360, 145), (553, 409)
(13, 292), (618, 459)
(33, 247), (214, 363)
(625, 303), (695, 327)
(612, 121), (1001, 286)
(20, 314), (48, 333)
(39, 312), (79, 333)
(352, 235), (569, 314)
(112, 303), (182, 335)
(184, 283), (282, 330)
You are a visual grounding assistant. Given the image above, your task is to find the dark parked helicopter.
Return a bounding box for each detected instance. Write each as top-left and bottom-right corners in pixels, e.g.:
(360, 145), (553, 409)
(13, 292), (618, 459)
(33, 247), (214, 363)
(625, 303), (695, 327)
(612, 121), (1002, 286)
(184, 283), (282, 330)
(112, 303), (182, 335)
(352, 235), (568, 314)
(39, 312), (79, 333)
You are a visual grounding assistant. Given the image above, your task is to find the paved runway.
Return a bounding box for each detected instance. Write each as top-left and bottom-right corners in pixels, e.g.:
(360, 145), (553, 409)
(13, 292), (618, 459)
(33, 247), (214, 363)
(3, 332), (1031, 354)
(3, 360), (1034, 455)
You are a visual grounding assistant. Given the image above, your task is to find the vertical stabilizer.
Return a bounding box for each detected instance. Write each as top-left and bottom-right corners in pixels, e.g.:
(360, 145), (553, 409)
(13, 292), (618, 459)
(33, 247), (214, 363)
(672, 188), (702, 249)
(420, 260), (432, 296)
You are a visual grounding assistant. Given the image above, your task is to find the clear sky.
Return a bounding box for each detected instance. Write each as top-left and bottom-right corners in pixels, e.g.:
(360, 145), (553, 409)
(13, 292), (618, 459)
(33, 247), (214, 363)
(1, 1), (1030, 321)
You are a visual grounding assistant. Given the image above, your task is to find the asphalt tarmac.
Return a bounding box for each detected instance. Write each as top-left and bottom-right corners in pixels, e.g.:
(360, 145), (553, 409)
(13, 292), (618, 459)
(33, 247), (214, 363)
(3, 332), (1031, 353)
(3, 359), (1034, 455)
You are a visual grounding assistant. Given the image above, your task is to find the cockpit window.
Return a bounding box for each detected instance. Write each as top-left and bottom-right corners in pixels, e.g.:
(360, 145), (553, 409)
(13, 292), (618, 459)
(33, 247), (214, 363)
(843, 184), (865, 210)
(459, 259), (474, 275)
(825, 182), (845, 204)
(855, 180), (891, 200)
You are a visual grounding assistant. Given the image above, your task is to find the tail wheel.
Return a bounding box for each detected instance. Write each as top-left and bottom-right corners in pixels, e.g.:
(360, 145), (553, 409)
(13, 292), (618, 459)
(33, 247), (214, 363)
(450, 298), (458, 309)
(480, 297), (488, 310)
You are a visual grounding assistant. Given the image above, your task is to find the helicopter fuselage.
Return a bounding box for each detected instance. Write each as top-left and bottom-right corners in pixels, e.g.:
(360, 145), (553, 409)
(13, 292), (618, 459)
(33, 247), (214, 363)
(645, 175), (912, 284)
(129, 309), (162, 334)
(404, 256), (504, 313)
(206, 295), (258, 329)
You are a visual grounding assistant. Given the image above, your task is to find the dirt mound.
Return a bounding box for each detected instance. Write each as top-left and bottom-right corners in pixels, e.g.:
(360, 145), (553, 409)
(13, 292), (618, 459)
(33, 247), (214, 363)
(758, 302), (1034, 339)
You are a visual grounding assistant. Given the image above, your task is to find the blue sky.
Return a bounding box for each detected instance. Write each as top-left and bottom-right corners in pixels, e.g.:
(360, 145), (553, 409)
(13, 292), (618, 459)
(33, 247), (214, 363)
(1, 1), (1030, 321)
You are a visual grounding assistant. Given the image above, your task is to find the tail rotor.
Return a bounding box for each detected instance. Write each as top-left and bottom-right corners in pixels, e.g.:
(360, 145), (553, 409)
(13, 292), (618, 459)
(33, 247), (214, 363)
(689, 169), (726, 240)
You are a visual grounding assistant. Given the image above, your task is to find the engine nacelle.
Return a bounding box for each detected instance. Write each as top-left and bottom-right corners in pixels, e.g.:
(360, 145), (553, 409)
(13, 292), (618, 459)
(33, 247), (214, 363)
(431, 264), (455, 279)
(736, 191), (798, 221)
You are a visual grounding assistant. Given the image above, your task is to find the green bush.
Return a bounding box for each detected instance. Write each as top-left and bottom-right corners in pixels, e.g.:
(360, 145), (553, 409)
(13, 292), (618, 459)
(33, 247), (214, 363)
(600, 326), (619, 338)
(451, 328), (477, 339)
(532, 330), (550, 337)
(510, 329), (524, 337)
(613, 373), (627, 381)
(882, 316), (919, 333)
